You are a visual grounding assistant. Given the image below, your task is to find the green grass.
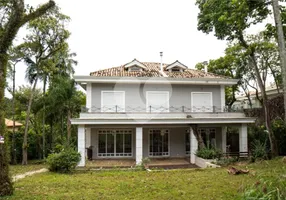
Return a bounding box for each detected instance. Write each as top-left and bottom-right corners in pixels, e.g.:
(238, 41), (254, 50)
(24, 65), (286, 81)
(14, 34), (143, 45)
(9, 163), (47, 176)
(3, 158), (286, 200)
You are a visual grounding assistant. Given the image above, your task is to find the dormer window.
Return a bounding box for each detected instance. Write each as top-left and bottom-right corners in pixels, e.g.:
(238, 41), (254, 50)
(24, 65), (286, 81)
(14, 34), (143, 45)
(128, 66), (143, 72)
(124, 59), (146, 72)
(166, 60), (188, 72)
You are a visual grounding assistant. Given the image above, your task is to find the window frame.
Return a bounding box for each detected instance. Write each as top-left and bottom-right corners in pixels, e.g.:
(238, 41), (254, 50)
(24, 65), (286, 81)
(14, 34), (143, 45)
(148, 129), (170, 157)
(101, 91), (125, 112)
(191, 92), (213, 112)
(97, 129), (133, 158)
(146, 91), (170, 112)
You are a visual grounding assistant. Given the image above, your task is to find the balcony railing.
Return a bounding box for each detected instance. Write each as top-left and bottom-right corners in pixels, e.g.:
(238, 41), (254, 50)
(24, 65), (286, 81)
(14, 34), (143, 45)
(81, 105), (242, 113)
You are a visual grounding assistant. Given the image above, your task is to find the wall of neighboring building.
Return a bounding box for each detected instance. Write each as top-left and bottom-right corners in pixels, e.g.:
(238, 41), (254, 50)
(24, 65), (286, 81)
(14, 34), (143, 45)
(90, 83), (222, 110)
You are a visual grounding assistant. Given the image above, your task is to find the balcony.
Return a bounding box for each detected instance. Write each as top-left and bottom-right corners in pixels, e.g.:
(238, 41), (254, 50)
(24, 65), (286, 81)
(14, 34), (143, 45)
(81, 105), (243, 114)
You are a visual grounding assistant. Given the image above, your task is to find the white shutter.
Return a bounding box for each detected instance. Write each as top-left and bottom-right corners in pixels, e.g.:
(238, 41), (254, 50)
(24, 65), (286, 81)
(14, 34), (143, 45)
(147, 91), (169, 112)
(101, 91), (125, 112)
(192, 92), (212, 112)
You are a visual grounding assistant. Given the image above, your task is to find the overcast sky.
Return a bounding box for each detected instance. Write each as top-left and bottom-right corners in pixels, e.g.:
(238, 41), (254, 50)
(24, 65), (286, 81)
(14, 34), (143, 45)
(6, 0), (273, 97)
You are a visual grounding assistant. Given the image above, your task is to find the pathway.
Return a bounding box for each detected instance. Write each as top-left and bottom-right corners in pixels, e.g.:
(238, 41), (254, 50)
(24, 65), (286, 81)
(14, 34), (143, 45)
(12, 168), (48, 182)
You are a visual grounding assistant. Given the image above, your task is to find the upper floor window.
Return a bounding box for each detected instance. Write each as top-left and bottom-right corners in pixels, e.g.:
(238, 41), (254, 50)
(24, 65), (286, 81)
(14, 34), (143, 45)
(146, 91), (169, 112)
(191, 92), (213, 112)
(101, 91), (125, 112)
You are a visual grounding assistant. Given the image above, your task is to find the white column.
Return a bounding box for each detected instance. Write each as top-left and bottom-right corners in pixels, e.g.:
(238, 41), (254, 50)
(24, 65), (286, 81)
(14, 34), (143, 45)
(190, 127), (198, 164)
(239, 124), (248, 153)
(78, 125), (85, 167)
(136, 127), (143, 165)
(220, 85), (225, 112)
(86, 83), (92, 112)
(221, 126), (227, 153)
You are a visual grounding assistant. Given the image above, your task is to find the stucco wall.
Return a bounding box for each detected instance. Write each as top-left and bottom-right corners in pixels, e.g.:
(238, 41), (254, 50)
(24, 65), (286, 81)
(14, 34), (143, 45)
(90, 83), (221, 110)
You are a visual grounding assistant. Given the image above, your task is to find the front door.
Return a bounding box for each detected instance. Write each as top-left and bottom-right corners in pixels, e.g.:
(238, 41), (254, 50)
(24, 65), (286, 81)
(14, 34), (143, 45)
(149, 129), (169, 156)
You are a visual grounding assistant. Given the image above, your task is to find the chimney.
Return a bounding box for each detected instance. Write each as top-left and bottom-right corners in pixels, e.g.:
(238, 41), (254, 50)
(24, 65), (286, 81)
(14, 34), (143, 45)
(202, 61), (208, 73)
(160, 52), (163, 72)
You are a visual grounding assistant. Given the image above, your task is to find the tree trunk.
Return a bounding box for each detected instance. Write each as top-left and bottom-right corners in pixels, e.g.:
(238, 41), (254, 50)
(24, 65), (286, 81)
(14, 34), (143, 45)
(67, 110), (71, 146)
(249, 55), (279, 157)
(12, 62), (17, 164)
(0, 0), (55, 195)
(191, 125), (206, 149)
(272, 0), (286, 121)
(42, 76), (46, 159)
(0, 56), (13, 196)
(22, 77), (38, 165)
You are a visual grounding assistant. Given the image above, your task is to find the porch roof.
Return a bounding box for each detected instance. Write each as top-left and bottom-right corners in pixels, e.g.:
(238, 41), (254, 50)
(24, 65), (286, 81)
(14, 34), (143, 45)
(70, 117), (256, 125)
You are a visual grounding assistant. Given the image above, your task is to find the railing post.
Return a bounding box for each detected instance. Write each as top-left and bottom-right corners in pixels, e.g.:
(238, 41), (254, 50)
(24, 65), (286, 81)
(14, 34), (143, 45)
(182, 106), (185, 113)
(115, 105), (118, 113)
(149, 105), (152, 113)
(213, 106), (215, 113)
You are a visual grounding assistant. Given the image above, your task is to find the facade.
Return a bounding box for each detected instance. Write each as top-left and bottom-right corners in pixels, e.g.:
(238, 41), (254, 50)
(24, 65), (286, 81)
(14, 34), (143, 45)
(71, 59), (255, 167)
(233, 85), (281, 110)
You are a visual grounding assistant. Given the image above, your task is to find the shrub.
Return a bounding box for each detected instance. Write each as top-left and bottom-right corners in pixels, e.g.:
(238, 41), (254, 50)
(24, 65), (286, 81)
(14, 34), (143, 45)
(196, 148), (222, 159)
(251, 140), (267, 162)
(47, 148), (81, 173)
(216, 157), (238, 166)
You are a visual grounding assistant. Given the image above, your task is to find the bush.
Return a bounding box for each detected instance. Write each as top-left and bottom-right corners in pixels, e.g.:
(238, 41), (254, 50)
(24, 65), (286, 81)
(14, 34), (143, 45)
(251, 140), (268, 162)
(216, 157), (238, 166)
(47, 148), (80, 173)
(196, 148), (222, 159)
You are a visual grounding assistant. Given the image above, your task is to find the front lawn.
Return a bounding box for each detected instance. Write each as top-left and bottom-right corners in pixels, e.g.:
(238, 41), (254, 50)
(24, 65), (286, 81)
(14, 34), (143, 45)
(9, 163), (47, 176)
(3, 158), (286, 200)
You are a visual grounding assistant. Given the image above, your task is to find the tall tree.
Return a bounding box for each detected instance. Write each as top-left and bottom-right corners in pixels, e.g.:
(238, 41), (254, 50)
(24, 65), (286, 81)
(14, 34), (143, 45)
(47, 76), (83, 146)
(196, 0), (278, 156)
(0, 0), (55, 196)
(15, 6), (71, 164)
(272, 0), (286, 121)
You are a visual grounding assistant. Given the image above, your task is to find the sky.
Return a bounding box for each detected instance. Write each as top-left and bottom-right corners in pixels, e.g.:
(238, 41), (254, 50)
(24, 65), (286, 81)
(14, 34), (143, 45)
(6, 0), (273, 97)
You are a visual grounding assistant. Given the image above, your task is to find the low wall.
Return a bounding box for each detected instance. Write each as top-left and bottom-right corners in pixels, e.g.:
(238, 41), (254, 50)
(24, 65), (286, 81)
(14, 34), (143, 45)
(195, 156), (220, 168)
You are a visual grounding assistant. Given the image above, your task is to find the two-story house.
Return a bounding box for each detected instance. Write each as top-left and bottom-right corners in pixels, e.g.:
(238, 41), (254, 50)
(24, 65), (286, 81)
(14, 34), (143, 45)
(71, 59), (255, 167)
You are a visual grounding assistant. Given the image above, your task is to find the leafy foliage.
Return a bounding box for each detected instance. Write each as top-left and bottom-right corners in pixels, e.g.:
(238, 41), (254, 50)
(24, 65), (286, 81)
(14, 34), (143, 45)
(196, 147), (222, 159)
(46, 148), (80, 173)
(251, 140), (268, 162)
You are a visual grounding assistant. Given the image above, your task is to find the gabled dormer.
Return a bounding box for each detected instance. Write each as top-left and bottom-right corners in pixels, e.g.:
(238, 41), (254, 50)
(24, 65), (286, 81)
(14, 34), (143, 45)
(124, 59), (147, 72)
(166, 60), (188, 72)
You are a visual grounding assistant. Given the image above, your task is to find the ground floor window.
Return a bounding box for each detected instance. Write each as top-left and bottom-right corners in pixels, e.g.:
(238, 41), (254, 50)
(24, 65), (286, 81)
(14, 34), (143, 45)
(185, 128), (216, 155)
(98, 129), (132, 157)
(149, 129), (169, 156)
(185, 131), (190, 155)
(200, 128), (216, 148)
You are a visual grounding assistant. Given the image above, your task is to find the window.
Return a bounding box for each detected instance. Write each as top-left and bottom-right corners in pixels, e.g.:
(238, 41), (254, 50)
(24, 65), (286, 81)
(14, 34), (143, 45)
(101, 91), (125, 112)
(146, 91), (169, 112)
(185, 131), (190, 155)
(128, 66), (142, 72)
(199, 128), (216, 148)
(191, 92), (213, 112)
(98, 129), (132, 157)
(149, 129), (169, 156)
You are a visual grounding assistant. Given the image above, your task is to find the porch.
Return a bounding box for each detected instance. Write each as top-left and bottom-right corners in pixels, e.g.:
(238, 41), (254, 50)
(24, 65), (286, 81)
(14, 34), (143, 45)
(85, 158), (197, 169)
(76, 123), (250, 167)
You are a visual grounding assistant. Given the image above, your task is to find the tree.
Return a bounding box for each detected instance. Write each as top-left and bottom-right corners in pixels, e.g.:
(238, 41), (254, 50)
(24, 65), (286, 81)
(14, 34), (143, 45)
(47, 76), (83, 146)
(15, 6), (71, 164)
(196, 0), (278, 156)
(0, 0), (55, 196)
(272, 0), (286, 121)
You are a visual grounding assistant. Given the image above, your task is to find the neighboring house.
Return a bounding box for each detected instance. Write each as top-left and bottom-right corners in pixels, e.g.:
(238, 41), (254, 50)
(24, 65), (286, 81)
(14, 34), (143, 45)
(233, 85), (281, 110)
(5, 118), (23, 132)
(71, 59), (255, 167)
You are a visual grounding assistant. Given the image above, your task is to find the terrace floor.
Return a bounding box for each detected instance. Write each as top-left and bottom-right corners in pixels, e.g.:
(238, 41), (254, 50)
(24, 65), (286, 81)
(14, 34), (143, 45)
(86, 158), (198, 169)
